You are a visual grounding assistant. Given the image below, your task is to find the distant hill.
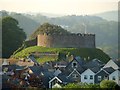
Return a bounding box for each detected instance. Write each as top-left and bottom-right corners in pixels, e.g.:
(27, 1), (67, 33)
(12, 46), (110, 63)
(94, 11), (118, 21)
(0, 11), (39, 38)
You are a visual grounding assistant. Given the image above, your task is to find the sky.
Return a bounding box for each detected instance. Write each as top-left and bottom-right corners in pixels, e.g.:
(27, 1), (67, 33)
(0, 0), (119, 15)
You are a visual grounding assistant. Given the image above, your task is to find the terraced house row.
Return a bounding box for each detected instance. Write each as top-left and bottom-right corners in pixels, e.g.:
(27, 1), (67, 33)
(2, 56), (120, 88)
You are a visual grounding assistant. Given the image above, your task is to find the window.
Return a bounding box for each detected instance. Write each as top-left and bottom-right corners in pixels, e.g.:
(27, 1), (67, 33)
(84, 75), (87, 79)
(72, 62), (77, 68)
(73, 74), (77, 78)
(98, 76), (101, 81)
(112, 76), (116, 80)
(104, 76), (108, 79)
(90, 75), (93, 79)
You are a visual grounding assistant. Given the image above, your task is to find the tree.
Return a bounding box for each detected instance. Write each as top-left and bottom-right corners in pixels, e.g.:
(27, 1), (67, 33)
(100, 80), (117, 89)
(2, 16), (26, 58)
(30, 23), (70, 39)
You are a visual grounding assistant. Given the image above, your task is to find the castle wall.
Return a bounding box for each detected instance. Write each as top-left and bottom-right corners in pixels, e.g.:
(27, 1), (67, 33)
(37, 33), (95, 48)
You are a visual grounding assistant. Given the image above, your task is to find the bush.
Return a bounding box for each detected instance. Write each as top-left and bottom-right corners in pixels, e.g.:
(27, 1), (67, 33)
(100, 80), (117, 89)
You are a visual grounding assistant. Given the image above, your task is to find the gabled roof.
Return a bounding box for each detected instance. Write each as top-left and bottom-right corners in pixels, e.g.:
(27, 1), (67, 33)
(114, 60), (120, 68)
(49, 76), (62, 83)
(67, 69), (81, 77)
(95, 67), (115, 75)
(65, 57), (85, 69)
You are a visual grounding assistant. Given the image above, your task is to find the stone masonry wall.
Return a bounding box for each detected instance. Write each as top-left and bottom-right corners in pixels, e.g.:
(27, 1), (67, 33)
(37, 33), (95, 48)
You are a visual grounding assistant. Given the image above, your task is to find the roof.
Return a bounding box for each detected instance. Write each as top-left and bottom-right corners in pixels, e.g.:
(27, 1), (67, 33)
(90, 66), (101, 73)
(114, 60), (120, 67)
(40, 70), (54, 88)
(49, 76), (62, 83)
(58, 74), (70, 83)
(4, 64), (26, 71)
(29, 66), (44, 76)
(103, 67), (115, 74)
(96, 67), (115, 75)
(66, 57), (85, 68)
(83, 58), (104, 68)
(28, 55), (39, 64)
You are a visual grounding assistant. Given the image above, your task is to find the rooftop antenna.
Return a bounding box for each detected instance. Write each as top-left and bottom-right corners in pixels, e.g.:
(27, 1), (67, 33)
(82, 23), (87, 34)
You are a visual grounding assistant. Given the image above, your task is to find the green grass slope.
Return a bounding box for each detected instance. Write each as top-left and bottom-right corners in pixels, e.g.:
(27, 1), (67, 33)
(12, 46), (110, 63)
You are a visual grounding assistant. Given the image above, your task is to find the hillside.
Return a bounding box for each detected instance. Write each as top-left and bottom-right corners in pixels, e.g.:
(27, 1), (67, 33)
(30, 23), (70, 39)
(12, 46), (110, 63)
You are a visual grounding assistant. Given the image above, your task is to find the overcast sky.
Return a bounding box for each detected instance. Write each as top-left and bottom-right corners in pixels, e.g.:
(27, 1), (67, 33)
(0, 0), (119, 15)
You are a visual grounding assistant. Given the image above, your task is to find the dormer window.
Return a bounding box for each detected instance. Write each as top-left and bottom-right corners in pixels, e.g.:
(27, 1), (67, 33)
(72, 61), (77, 68)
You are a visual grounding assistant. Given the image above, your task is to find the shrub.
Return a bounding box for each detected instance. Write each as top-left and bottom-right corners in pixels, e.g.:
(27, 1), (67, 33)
(100, 80), (117, 89)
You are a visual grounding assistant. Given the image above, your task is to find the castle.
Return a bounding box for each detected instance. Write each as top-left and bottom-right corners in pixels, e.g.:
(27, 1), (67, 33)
(37, 33), (95, 48)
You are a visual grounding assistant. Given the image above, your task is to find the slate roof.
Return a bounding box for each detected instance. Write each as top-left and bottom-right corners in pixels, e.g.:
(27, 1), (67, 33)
(28, 55), (39, 64)
(3, 64), (26, 71)
(29, 66), (45, 76)
(103, 67), (115, 74)
(83, 58), (104, 68)
(90, 66), (101, 73)
(41, 70), (54, 88)
(65, 57), (85, 68)
(57, 74), (70, 83)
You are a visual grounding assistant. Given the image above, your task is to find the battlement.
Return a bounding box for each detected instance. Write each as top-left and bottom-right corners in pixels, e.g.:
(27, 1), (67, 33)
(40, 33), (95, 36)
(37, 33), (96, 48)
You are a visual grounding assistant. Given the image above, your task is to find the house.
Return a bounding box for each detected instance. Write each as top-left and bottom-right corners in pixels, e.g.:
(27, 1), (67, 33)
(103, 59), (120, 69)
(95, 67), (115, 83)
(2, 64), (26, 75)
(109, 69), (120, 86)
(49, 74), (69, 88)
(81, 67), (100, 84)
(28, 65), (54, 88)
(2, 59), (9, 66)
(48, 56), (85, 88)
(49, 76), (62, 88)
(64, 57), (85, 82)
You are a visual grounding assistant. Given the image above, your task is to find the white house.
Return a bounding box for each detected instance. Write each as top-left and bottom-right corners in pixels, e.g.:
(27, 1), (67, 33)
(109, 69), (120, 86)
(81, 69), (95, 84)
(49, 76), (62, 88)
(2, 59), (9, 66)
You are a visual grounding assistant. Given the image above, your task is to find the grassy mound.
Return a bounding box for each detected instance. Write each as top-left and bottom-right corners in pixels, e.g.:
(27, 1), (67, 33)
(12, 46), (110, 63)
